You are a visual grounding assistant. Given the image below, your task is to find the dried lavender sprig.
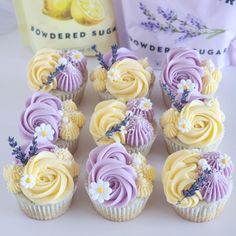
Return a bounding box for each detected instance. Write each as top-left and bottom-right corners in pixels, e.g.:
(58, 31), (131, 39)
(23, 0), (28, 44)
(47, 64), (66, 85)
(182, 169), (211, 198)
(139, 2), (156, 21)
(96, 114), (131, 142)
(28, 137), (38, 157)
(111, 44), (118, 65)
(91, 45), (109, 70)
(8, 137), (27, 166)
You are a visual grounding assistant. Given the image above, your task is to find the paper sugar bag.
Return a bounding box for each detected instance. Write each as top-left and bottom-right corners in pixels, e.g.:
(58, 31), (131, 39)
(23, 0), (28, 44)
(114, 0), (236, 68)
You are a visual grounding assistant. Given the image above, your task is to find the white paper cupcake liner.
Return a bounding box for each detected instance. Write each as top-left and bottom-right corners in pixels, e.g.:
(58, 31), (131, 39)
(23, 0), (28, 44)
(172, 180), (233, 222)
(161, 87), (172, 108)
(50, 80), (87, 105)
(125, 119), (158, 156)
(56, 136), (79, 155)
(15, 178), (78, 220)
(85, 184), (149, 222)
(163, 132), (223, 154)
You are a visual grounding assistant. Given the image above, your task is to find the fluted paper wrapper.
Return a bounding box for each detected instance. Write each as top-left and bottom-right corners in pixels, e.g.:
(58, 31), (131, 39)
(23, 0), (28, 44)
(56, 136), (79, 155)
(50, 81), (87, 105)
(161, 88), (172, 108)
(97, 72), (155, 102)
(163, 133), (223, 154)
(85, 183), (150, 222)
(173, 181), (233, 222)
(15, 179), (78, 220)
(125, 119), (158, 156)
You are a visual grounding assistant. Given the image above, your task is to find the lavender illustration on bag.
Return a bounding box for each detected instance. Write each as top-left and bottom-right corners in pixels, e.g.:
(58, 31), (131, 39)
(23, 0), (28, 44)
(139, 3), (226, 42)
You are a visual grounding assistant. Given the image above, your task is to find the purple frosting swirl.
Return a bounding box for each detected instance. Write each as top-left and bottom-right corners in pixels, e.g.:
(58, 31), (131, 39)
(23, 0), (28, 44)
(86, 143), (133, 173)
(103, 47), (138, 68)
(201, 171), (229, 203)
(19, 92), (62, 142)
(204, 152), (233, 178)
(23, 139), (56, 155)
(25, 92), (62, 110)
(125, 116), (154, 147)
(161, 47), (204, 101)
(127, 98), (154, 122)
(86, 143), (137, 207)
(57, 62), (83, 92)
(64, 50), (87, 74)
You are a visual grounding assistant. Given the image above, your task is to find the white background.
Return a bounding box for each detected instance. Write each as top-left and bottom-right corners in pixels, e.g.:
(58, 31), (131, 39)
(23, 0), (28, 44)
(0, 13), (236, 236)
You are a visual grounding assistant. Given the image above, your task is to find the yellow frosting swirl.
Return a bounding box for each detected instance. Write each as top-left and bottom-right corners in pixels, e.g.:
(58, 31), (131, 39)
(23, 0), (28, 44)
(60, 100), (85, 141)
(28, 48), (61, 92)
(161, 99), (224, 147)
(21, 151), (79, 205)
(162, 150), (202, 207)
(106, 59), (151, 101)
(89, 99), (127, 145)
(137, 177), (153, 198)
(3, 165), (23, 193)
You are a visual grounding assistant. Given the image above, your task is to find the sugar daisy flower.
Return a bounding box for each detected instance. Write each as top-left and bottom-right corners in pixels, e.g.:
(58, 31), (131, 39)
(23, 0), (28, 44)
(89, 180), (112, 203)
(218, 154), (231, 169)
(177, 79), (196, 94)
(21, 174), (36, 189)
(107, 68), (120, 81)
(34, 123), (55, 141)
(178, 118), (192, 133)
(138, 98), (152, 111)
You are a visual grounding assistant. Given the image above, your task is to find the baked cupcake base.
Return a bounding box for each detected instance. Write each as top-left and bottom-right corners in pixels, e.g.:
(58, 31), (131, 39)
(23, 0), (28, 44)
(15, 178), (78, 220)
(161, 87), (172, 108)
(163, 133), (223, 154)
(56, 137), (79, 155)
(125, 119), (158, 156)
(172, 180), (233, 223)
(85, 184), (149, 222)
(50, 80), (87, 105)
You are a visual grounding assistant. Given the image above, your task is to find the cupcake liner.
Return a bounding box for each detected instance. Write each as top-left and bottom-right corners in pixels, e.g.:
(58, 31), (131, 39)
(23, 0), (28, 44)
(56, 136), (79, 155)
(50, 80), (87, 105)
(15, 178), (79, 220)
(125, 119), (158, 156)
(161, 87), (172, 108)
(163, 132), (224, 154)
(172, 180), (233, 223)
(85, 184), (150, 222)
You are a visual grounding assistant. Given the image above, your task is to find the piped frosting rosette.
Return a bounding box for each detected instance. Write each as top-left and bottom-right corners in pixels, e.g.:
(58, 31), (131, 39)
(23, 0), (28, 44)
(90, 46), (155, 101)
(85, 143), (155, 221)
(160, 98), (224, 154)
(19, 92), (85, 154)
(3, 137), (79, 220)
(89, 98), (157, 155)
(28, 48), (87, 104)
(162, 149), (233, 222)
(160, 47), (222, 107)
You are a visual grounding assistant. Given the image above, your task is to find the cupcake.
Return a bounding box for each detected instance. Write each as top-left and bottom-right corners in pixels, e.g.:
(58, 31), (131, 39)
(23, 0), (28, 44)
(85, 143), (156, 222)
(89, 98), (157, 155)
(19, 92), (85, 154)
(90, 45), (155, 101)
(28, 48), (88, 104)
(3, 137), (79, 220)
(162, 149), (233, 222)
(160, 47), (222, 107)
(160, 98), (224, 154)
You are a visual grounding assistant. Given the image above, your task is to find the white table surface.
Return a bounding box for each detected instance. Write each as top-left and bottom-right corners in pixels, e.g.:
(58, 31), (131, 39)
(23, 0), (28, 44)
(0, 29), (235, 236)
